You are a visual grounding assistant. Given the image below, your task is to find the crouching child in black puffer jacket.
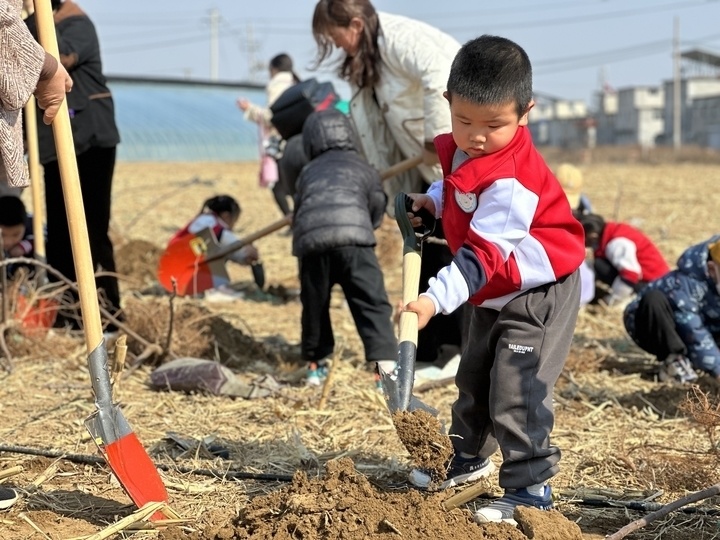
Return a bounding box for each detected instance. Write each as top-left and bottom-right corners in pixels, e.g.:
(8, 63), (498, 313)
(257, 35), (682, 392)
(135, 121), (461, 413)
(292, 109), (398, 387)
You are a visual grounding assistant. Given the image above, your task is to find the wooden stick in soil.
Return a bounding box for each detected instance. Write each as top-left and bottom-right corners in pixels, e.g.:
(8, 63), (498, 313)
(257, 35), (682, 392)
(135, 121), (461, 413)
(606, 482), (720, 540)
(442, 481), (491, 511)
(81, 501), (166, 540)
(0, 465), (23, 481)
(318, 346), (343, 410)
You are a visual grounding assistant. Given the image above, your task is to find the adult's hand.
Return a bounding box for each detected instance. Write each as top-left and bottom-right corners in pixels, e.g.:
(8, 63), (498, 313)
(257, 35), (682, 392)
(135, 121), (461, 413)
(35, 55), (73, 125)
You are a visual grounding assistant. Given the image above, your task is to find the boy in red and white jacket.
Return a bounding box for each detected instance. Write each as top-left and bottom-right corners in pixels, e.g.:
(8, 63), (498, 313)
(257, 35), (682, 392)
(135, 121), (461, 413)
(404, 35), (585, 524)
(580, 213), (670, 307)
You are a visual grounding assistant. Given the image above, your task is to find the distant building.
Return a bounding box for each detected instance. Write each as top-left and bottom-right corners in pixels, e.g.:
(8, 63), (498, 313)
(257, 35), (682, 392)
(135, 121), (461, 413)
(690, 94), (720, 148)
(660, 73), (720, 147)
(528, 94), (588, 148)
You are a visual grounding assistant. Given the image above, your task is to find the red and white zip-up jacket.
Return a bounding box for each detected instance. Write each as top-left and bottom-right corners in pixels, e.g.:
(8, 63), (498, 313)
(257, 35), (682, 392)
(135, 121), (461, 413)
(422, 126), (585, 313)
(170, 213), (251, 265)
(595, 222), (669, 285)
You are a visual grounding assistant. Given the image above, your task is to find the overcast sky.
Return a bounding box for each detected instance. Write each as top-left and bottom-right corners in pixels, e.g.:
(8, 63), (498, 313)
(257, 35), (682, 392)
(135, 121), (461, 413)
(77, 0), (720, 107)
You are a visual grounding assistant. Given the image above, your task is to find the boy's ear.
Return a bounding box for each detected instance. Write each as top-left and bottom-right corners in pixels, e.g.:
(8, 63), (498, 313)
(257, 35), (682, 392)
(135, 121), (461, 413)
(443, 90), (450, 104)
(519, 99), (535, 126)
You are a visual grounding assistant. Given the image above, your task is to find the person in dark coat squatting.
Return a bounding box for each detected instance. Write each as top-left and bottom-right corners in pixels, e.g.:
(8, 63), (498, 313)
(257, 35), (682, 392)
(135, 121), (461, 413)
(292, 109), (397, 387)
(624, 235), (720, 384)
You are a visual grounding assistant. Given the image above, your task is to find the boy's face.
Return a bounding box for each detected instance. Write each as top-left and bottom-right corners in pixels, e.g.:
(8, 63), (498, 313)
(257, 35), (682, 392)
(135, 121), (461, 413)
(444, 93), (532, 157)
(0, 224), (25, 251)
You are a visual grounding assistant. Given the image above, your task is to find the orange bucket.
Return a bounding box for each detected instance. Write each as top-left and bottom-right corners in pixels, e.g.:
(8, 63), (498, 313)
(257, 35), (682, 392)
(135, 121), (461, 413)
(14, 295), (59, 335)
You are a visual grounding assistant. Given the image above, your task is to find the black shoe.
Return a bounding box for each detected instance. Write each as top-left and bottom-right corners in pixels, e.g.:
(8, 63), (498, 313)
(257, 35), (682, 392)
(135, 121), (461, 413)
(409, 455), (496, 489)
(0, 487), (18, 510)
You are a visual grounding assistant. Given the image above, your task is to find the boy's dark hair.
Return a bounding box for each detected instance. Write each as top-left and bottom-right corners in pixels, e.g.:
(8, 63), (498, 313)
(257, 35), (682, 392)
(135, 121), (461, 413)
(201, 195), (241, 220)
(0, 196), (27, 227)
(446, 34), (533, 117)
(579, 213), (605, 238)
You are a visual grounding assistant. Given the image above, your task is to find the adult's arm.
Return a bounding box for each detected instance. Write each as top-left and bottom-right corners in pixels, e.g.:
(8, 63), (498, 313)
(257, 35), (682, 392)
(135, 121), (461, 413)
(0, 0), (46, 110)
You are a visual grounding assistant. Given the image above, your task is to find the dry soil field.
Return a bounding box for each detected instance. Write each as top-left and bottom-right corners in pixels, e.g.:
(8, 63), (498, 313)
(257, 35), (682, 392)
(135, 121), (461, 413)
(1, 153), (720, 539)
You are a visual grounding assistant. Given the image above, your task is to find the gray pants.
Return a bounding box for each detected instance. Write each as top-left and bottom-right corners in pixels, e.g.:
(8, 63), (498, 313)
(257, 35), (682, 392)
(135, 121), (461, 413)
(450, 270), (580, 489)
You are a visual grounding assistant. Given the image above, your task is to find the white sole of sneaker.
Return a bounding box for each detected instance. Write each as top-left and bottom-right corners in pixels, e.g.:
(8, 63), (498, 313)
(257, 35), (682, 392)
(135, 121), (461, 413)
(474, 513), (517, 526)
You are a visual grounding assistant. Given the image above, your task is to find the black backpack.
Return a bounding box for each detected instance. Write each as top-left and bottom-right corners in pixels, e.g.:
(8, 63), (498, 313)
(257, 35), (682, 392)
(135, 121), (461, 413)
(270, 78), (340, 140)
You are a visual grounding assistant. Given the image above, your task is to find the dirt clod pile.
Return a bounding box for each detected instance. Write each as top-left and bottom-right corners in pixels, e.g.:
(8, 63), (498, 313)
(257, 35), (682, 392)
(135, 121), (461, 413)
(157, 458), (583, 540)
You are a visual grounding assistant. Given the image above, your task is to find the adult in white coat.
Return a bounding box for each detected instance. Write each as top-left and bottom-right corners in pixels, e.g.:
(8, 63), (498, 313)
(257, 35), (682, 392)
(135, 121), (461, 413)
(312, 0), (467, 369)
(313, 0), (460, 208)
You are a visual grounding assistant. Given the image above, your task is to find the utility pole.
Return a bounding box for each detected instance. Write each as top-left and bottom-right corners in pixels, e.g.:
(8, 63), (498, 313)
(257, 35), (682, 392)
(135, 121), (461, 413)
(672, 16), (681, 150)
(209, 8), (219, 81)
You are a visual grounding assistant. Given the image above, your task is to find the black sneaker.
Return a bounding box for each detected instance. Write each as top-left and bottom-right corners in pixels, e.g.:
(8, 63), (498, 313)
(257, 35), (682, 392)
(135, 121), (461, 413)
(0, 487), (18, 510)
(474, 485), (553, 525)
(409, 455), (496, 489)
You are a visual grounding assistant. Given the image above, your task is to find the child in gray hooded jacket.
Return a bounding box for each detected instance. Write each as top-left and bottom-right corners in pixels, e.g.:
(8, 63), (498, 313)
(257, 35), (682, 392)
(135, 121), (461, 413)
(292, 109), (397, 386)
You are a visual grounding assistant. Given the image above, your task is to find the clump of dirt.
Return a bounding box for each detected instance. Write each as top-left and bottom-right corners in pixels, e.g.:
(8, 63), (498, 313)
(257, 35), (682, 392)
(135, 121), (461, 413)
(115, 238), (163, 288)
(392, 409), (453, 483)
(515, 506), (584, 539)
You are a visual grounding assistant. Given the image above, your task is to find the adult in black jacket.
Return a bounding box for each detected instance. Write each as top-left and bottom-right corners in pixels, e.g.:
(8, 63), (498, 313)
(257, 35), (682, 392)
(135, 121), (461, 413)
(26, 0), (122, 331)
(293, 109), (397, 386)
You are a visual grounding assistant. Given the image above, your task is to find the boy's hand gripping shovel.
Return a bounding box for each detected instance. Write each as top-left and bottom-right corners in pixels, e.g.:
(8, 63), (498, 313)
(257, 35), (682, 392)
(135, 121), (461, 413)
(381, 193), (438, 415)
(35, 0), (168, 519)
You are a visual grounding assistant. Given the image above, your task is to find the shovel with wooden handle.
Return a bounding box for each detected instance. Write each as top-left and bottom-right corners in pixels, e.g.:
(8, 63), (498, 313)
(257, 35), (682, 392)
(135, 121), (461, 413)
(381, 192), (438, 415)
(34, 0), (168, 519)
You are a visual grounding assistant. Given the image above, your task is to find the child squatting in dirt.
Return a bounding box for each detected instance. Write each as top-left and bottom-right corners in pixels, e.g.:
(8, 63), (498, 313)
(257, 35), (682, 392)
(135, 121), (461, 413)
(403, 35), (585, 524)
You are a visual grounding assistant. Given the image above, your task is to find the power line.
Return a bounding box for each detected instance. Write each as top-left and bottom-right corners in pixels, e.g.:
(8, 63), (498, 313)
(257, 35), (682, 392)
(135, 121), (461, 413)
(442, 0), (711, 32)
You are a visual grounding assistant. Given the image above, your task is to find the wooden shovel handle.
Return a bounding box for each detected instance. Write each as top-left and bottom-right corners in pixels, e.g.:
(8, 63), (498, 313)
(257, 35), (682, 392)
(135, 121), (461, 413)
(201, 214), (292, 265)
(35, 0), (102, 353)
(24, 96), (46, 265)
(380, 155), (423, 182)
(398, 250), (421, 346)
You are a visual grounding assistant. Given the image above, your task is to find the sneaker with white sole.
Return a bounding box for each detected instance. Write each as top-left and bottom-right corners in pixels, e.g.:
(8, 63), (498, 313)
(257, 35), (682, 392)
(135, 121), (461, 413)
(409, 455), (495, 489)
(474, 485), (553, 525)
(658, 354), (698, 384)
(0, 487), (18, 510)
(305, 360), (329, 387)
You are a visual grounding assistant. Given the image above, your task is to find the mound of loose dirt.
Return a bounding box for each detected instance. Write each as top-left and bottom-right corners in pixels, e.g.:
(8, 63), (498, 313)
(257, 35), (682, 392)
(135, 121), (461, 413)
(156, 457), (581, 540)
(114, 238), (163, 288)
(122, 296), (299, 370)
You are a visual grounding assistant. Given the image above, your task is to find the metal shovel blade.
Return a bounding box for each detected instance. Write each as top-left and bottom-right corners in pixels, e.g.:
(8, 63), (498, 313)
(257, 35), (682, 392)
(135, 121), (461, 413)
(251, 261), (266, 290)
(85, 341), (168, 520)
(381, 338), (438, 416)
(85, 413), (168, 519)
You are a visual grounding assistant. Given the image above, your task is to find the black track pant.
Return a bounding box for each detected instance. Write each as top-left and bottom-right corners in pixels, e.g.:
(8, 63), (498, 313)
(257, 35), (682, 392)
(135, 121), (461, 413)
(299, 246), (397, 363)
(43, 146), (121, 328)
(628, 290), (686, 360)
